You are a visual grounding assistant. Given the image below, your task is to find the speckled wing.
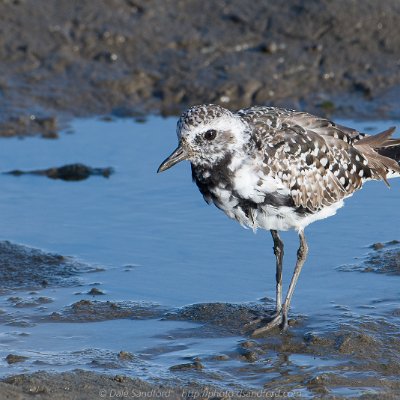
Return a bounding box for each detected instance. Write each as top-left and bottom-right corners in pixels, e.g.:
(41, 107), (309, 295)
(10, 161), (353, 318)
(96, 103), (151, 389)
(240, 109), (373, 212)
(281, 111), (367, 144)
(240, 107), (368, 143)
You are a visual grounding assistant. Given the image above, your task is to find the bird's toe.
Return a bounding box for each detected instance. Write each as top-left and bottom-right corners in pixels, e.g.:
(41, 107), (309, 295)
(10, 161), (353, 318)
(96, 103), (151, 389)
(249, 313), (283, 337)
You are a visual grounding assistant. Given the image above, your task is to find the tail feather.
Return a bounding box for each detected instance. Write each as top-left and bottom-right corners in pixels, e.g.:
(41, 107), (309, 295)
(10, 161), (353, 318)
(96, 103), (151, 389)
(354, 126), (400, 183)
(377, 144), (400, 178)
(356, 127), (400, 148)
(377, 144), (400, 164)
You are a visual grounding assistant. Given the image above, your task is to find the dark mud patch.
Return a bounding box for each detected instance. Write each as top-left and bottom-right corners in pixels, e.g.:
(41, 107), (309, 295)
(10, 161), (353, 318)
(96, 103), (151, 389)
(299, 319), (400, 396)
(4, 163), (114, 181)
(1, 0), (400, 136)
(0, 370), (257, 400)
(369, 240), (400, 251)
(203, 317), (400, 396)
(303, 318), (400, 367)
(163, 301), (286, 337)
(24, 348), (145, 372)
(339, 240), (400, 275)
(47, 300), (166, 323)
(0, 308), (36, 327)
(0, 241), (99, 292)
(7, 295), (53, 308)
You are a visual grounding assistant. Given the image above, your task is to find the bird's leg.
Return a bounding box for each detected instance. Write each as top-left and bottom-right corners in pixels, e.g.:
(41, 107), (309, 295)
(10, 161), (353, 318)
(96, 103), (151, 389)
(251, 230), (308, 336)
(280, 230), (308, 330)
(245, 230), (284, 329)
(247, 231), (285, 333)
(271, 229), (284, 316)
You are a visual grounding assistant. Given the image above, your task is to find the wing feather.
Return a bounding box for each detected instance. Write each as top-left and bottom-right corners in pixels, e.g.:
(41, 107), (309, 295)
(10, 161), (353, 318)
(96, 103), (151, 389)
(240, 109), (371, 212)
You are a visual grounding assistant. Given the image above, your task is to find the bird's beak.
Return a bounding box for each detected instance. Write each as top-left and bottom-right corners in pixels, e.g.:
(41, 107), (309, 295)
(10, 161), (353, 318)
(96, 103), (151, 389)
(157, 144), (188, 173)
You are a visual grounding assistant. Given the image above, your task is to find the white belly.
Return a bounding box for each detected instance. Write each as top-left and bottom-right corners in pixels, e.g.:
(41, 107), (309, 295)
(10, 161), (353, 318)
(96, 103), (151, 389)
(253, 201), (345, 232)
(213, 187), (346, 232)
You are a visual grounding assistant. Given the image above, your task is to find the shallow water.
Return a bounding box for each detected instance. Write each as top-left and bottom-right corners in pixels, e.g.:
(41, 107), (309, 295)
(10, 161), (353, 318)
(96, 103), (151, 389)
(0, 117), (399, 392)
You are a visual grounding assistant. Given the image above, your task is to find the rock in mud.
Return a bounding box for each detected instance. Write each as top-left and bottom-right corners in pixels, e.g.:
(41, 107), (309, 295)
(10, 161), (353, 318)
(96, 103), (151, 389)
(5, 354), (29, 364)
(87, 287), (104, 296)
(5, 163), (114, 181)
(237, 348), (259, 363)
(371, 242), (385, 251)
(169, 360), (204, 371)
(117, 351), (134, 361)
(0, 241), (96, 291)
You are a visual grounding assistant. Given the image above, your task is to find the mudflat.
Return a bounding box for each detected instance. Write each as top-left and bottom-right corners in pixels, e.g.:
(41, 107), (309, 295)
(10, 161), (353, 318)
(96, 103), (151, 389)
(0, 0), (400, 136)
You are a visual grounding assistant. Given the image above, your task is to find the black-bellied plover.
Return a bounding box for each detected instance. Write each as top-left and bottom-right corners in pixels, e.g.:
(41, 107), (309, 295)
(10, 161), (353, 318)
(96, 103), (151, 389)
(158, 104), (400, 335)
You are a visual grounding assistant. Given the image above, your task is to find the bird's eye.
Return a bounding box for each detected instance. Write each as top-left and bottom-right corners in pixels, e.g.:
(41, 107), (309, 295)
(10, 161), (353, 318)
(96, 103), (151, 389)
(204, 129), (217, 141)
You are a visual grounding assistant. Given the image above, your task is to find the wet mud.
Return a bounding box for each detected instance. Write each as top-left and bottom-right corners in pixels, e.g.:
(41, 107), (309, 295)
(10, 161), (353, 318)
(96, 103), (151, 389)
(47, 300), (166, 323)
(1, 0), (400, 136)
(4, 163), (114, 181)
(2, 311), (400, 398)
(0, 370), (264, 400)
(339, 240), (400, 275)
(1, 241), (399, 397)
(161, 303), (400, 396)
(0, 241), (97, 292)
(164, 302), (274, 336)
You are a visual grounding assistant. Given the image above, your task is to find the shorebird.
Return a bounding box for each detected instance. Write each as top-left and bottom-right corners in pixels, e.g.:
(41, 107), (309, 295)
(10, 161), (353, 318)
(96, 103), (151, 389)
(158, 104), (400, 335)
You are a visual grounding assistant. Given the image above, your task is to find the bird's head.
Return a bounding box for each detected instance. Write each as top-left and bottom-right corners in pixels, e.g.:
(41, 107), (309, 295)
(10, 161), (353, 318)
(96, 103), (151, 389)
(157, 104), (248, 172)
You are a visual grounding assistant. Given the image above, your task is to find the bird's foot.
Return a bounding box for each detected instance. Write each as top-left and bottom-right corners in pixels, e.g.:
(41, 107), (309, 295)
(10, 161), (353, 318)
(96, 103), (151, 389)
(246, 310), (289, 337)
(250, 314), (282, 336)
(244, 309), (281, 329)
